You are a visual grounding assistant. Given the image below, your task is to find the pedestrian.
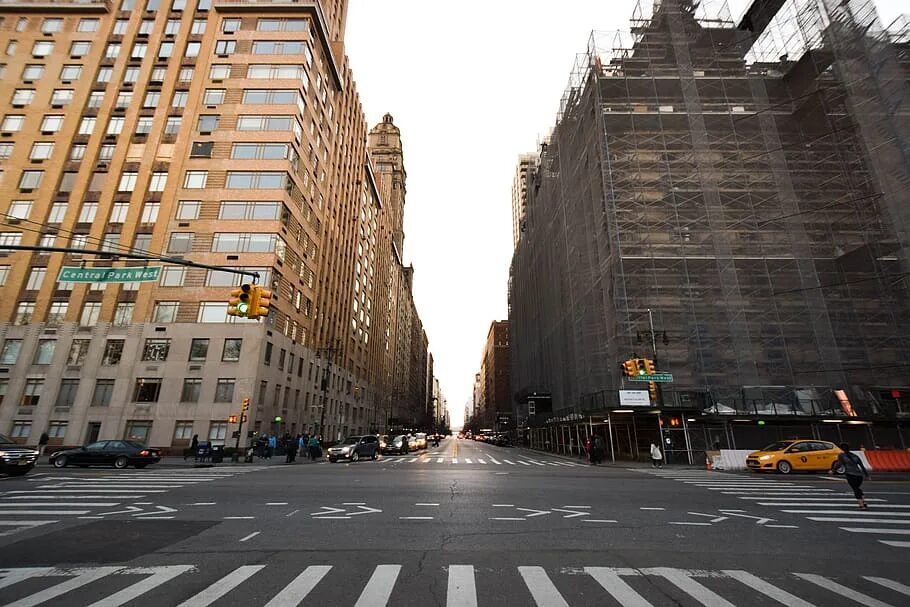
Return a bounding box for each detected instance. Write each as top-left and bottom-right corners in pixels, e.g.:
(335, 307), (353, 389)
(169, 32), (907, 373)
(584, 436), (592, 463)
(308, 435), (321, 460)
(592, 435), (605, 465)
(285, 434), (297, 464)
(835, 443), (870, 509)
(650, 442), (663, 468)
(187, 434), (198, 461)
(37, 431), (49, 459)
(267, 434), (276, 459)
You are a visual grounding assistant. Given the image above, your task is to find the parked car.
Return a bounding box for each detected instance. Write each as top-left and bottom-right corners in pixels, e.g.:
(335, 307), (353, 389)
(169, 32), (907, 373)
(414, 432), (428, 449)
(328, 435), (380, 462)
(747, 440), (842, 474)
(381, 435), (410, 455)
(0, 434), (39, 476)
(50, 440), (161, 469)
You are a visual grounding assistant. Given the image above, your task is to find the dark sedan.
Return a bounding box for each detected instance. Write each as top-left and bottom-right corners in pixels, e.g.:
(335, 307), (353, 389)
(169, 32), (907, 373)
(50, 440), (161, 469)
(0, 434), (39, 476)
(381, 434), (410, 455)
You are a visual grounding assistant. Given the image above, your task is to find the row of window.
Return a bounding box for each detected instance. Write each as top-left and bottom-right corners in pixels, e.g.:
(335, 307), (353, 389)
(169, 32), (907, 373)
(3, 299), (267, 327)
(0, 336), (242, 367)
(8, 88), (305, 112)
(9, 14), (307, 36)
(6, 38), (313, 61)
(7, 420), (235, 446)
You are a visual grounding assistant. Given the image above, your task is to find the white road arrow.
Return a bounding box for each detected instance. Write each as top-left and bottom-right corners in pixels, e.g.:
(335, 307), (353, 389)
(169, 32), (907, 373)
(97, 506), (143, 516)
(720, 510), (775, 525)
(552, 508), (590, 518)
(516, 508), (550, 518)
(348, 506), (382, 516)
(134, 505), (177, 517)
(310, 507), (346, 517)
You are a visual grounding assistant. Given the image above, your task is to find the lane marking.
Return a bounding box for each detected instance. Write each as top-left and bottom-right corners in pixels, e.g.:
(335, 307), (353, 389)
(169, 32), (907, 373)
(640, 507), (665, 511)
(85, 565), (193, 607)
(722, 570), (816, 607)
(807, 517), (910, 524)
(583, 519), (618, 523)
(839, 528), (910, 535)
(488, 457), (502, 464)
(399, 517), (434, 520)
(5, 566), (122, 607)
(191, 503), (216, 506)
(585, 567), (653, 607)
(492, 504), (514, 507)
(879, 540), (910, 547)
(863, 577), (910, 597)
(415, 503), (439, 506)
(267, 502), (289, 506)
(447, 565), (477, 607)
(176, 565), (266, 607)
(669, 522), (712, 526)
(518, 566), (569, 607)
(286, 510), (300, 518)
(794, 573), (894, 607)
(223, 516), (255, 520)
(239, 532), (260, 542)
(490, 517), (525, 521)
(263, 565), (332, 607)
(354, 565), (401, 607)
(646, 567), (736, 607)
(765, 524), (800, 529)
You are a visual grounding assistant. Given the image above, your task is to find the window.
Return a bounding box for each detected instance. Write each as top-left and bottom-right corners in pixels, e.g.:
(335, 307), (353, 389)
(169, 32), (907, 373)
(96, 67), (113, 83)
(21, 379), (43, 407)
(78, 18), (100, 32)
(87, 92), (105, 109)
(133, 379), (162, 403)
(9, 201), (33, 220)
(118, 171), (138, 192)
(247, 64), (306, 81)
(263, 342), (272, 365)
(11, 89), (34, 106)
(212, 233), (280, 253)
(152, 301), (179, 323)
(80, 302), (102, 326)
(198, 302), (229, 323)
(190, 142), (213, 158)
(140, 338), (169, 362)
(42, 18), (63, 33)
(10, 421), (31, 439)
(115, 92), (133, 109)
(181, 378), (201, 402)
(242, 89), (304, 109)
(214, 378), (235, 402)
(19, 171), (44, 190)
(191, 18), (207, 34)
(105, 43), (121, 59)
(55, 379), (79, 408)
(14, 302), (35, 325)
(64, 339), (91, 366)
(174, 421), (194, 442)
(139, 19), (154, 35)
(33, 339), (56, 364)
(131, 42), (148, 59)
(184, 171), (208, 189)
(185, 41), (201, 57)
(40, 235), (57, 249)
(113, 303), (134, 326)
(168, 233), (194, 253)
(6, 41), (19, 57)
(47, 421), (68, 439)
(101, 232), (120, 253)
(141, 202), (160, 223)
(236, 115), (301, 139)
(92, 380), (115, 407)
(231, 143), (292, 161)
(25, 267), (45, 290)
(47, 203), (67, 224)
(78, 202), (98, 223)
(0, 233), (23, 246)
(40, 115), (64, 133)
(123, 67), (141, 83)
(51, 89), (74, 106)
(176, 201), (201, 220)
(143, 91), (160, 108)
(22, 64), (44, 80)
(1, 115), (24, 132)
(222, 338), (242, 361)
(109, 202), (129, 223)
(219, 201), (281, 220)
(208, 422), (228, 442)
(29, 142), (54, 161)
(179, 67), (195, 81)
(160, 267), (185, 287)
(0, 143), (12, 160)
(197, 115), (219, 132)
(125, 421), (152, 443)
(69, 144), (86, 161)
(225, 171), (287, 189)
(252, 41), (308, 56)
(78, 117), (96, 135)
(0, 266), (8, 286)
(0, 340), (22, 364)
(60, 65), (82, 81)
(172, 90), (189, 107)
(209, 64), (231, 79)
(32, 41), (54, 57)
(214, 40), (235, 55)
(114, 19), (130, 35)
(203, 88), (225, 105)
(102, 339), (124, 365)
(149, 172), (168, 192)
(165, 116), (182, 134)
(222, 18), (241, 33)
(47, 302), (68, 324)
(158, 41), (174, 58)
(189, 338), (209, 361)
(70, 41), (91, 58)
(257, 18), (308, 32)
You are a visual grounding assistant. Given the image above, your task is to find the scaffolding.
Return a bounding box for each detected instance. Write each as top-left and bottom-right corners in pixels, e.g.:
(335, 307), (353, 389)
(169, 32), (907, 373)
(510, 0), (910, 437)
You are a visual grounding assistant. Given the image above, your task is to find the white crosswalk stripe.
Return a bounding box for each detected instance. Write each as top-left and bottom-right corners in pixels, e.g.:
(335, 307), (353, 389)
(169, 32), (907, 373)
(0, 564), (904, 606)
(379, 455), (573, 467)
(641, 470), (910, 549)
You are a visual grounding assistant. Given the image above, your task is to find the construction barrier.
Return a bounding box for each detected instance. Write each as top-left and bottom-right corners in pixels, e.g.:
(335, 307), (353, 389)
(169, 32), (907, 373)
(863, 450), (910, 472)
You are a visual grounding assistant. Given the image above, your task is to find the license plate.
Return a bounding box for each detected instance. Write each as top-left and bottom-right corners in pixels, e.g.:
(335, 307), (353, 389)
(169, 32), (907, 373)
(17, 460), (29, 466)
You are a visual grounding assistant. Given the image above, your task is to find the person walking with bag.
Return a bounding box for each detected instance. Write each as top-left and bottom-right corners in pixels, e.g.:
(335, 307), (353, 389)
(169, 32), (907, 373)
(835, 443), (870, 509)
(650, 442), (663, 468)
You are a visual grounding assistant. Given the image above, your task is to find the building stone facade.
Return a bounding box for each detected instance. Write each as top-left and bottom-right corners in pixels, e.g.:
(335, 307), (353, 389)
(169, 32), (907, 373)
(474, 320), (511, 430)
(510, 153), (536, 251)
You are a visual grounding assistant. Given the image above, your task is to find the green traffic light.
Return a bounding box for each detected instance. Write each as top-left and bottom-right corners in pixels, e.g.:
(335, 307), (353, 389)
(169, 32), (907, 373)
(237, 302), (249, 314)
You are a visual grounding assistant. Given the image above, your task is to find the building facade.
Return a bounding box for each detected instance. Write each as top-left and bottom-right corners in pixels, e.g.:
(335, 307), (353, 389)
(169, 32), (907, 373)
(510, 0), (910, 457)
(510, 153), (537, 251)
(0, 0), (433, 449)
(474, 320), (511, 430)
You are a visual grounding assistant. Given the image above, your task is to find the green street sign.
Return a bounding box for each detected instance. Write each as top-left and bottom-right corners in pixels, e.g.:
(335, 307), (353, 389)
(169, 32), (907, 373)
(58, 266), (162, 283)
(630, 373), (674, 383)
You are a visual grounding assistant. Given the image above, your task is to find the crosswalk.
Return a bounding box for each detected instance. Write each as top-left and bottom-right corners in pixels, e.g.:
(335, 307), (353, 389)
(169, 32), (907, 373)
(642, 469), (910, 549)
(377, 453), (582, 467)
(0, 467), (266, 537)
(0, 564), (906, 606)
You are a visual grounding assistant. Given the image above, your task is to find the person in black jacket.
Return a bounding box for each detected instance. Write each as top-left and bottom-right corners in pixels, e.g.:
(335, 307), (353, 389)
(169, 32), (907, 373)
(834, 443), (870, 510)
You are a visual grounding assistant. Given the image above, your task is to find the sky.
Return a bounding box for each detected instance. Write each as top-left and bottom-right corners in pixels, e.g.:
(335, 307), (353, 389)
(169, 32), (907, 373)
(344, 0), (906, 429)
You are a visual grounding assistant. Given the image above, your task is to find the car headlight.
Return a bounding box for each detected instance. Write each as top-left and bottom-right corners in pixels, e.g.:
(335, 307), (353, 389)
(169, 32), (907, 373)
(759, 455), (772, 460)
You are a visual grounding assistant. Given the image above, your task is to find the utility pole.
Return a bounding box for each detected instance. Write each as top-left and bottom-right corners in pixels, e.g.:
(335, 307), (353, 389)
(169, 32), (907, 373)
(316, 339), (341, 441)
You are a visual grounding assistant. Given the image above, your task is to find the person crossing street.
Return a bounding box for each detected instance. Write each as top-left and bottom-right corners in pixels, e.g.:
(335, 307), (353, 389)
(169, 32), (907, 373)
(834, 443), (870, 509)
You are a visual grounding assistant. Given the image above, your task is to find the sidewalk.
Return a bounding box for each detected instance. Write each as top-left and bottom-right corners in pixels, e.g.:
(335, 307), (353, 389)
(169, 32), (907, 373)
(36, 455), (321, 469)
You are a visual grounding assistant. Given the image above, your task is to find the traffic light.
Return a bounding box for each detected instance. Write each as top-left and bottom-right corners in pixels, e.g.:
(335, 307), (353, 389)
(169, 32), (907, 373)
(649, 381), (658, 403)
(228, 415), (238, 424)
(642, 358), (656, 375)
(248, 285), (272, 319)
(636, 359), (648, 376)
(228, 284), (252, 317)
(241, 398), (250, 412)
(622, 359), (639, 378)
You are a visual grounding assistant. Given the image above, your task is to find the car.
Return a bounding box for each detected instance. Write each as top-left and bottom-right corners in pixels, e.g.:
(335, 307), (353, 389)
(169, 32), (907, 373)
(50, 440), (161, 469)
(327, 435), (380, 462)
(0, 434), (39, 476)
(382, 435), (410, 455)
(747, 440), (843, 474)
(379, 435), (390, 451)
(407, 435), (419, 451)
(414, 432), (428, 449)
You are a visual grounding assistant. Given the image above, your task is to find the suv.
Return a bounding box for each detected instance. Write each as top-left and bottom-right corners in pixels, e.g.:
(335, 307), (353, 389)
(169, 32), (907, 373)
(327, 435), (380, 463)
(0, 434), (39, 476)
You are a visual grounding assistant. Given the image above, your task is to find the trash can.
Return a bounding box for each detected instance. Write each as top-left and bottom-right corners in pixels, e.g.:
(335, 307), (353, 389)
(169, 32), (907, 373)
(211, 445), (224, 463)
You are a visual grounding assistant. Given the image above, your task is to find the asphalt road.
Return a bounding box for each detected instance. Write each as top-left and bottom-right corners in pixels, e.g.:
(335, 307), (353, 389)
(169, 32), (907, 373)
(1, 437), (909, 606)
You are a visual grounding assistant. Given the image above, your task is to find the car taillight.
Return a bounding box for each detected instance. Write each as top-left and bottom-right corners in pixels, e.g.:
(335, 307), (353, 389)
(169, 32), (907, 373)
(139, 450), (149, 456)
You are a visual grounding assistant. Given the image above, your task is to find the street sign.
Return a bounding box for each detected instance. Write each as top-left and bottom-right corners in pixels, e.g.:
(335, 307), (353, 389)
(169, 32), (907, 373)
(619, 390), (650, 407)
(630, 373), (674, 383)
(58, 266), (162, 283)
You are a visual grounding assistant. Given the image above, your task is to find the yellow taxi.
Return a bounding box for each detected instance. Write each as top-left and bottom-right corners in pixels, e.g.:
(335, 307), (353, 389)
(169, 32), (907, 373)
(746, 440), (843, 474)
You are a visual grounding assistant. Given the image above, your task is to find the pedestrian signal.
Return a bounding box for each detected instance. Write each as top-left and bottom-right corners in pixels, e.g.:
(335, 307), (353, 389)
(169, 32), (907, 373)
(228, 284), (252, 317)
(228, 415), (238, 423)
